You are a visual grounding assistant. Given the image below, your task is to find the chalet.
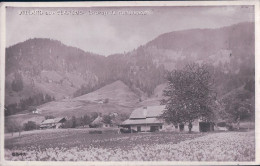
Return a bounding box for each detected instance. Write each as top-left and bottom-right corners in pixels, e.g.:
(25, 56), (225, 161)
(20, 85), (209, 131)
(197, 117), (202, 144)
(120, 106), (165, 132)
(120, 105), (215, 132)
(40, 117), (66, 129)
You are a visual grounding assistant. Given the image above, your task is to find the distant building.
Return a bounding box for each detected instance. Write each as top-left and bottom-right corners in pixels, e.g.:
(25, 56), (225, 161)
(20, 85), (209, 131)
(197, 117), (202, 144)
(109, 112), (118, 117)
(98, 100), (104, 104)
(120, 106), (165, 132)
(90, 116), (103, 128)
(32, 108), (42, 114)
(40, 117), (66, 129)
(89, 115), (119, 128)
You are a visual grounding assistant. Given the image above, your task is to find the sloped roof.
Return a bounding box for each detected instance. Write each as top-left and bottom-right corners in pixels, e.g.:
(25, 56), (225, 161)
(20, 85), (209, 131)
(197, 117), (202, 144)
(91, 116), (103, 125)
(41, 119), (55, 125)
(41, 117), (65, 125)
(129, 105), (166, 119)
(121, 118), (163, 125)
(53, 117), (66, 123)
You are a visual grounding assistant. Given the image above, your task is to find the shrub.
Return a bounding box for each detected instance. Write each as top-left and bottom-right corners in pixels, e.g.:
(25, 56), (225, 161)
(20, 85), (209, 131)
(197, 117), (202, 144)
(89, 130), (102, 134)
(23, 121), (37, 131)
(5, 119), (22, 133)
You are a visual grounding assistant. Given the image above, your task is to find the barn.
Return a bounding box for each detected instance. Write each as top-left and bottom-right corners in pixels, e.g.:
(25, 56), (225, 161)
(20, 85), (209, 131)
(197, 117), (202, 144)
(120, 106), (165, 132)
(40, 117), (66, 129)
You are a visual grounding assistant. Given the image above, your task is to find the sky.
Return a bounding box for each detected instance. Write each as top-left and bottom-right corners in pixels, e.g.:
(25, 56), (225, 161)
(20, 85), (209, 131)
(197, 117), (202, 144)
(6, 6), (254, 56)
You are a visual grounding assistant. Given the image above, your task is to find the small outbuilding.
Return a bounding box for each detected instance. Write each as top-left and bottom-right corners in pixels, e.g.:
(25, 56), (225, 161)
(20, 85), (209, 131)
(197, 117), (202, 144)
(89, 116), (113, 128)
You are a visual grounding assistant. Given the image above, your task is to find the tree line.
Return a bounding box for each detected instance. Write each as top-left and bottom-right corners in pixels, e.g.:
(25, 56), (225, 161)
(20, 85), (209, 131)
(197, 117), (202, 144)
(5, 112), (129, 133)
(5, 93), (55, 116)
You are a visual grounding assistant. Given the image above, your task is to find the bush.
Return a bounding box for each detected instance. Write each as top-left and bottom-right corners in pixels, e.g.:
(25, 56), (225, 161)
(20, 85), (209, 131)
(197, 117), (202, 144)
(119, 128), (137, 133)
(89, 130), (102, 134)
(5, 119), (22, 133)
(23, 121), (37, 131)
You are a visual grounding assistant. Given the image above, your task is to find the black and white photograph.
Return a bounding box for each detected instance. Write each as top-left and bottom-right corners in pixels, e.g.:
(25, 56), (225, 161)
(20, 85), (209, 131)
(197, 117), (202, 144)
(0, 1), (259, 164)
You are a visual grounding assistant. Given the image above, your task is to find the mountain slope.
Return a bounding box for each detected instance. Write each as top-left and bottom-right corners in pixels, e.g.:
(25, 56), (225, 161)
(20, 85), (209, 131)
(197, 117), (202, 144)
(74, 80), (140, 106)
(5, 22), (255, 117)
(5, 38), (107, 105)
(38, 80), (141, 116)
(123, 22), (254, 96)
(6, 80), (141, 126)
(136, 22), (254, 71)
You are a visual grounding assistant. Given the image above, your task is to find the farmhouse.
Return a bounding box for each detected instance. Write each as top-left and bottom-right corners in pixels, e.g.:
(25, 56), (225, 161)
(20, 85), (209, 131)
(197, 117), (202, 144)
(121, 105), (215, 132)
(40, 117), (66, 129)
(121, 105), (165, 132)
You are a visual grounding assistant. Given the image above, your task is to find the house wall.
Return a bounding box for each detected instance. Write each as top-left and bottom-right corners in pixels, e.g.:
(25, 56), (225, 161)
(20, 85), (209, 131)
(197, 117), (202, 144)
(161, 124), (200, 132)
(102, 124), (113, 128)
(130, 124), (163, 132)
(124, 121), (212, 133)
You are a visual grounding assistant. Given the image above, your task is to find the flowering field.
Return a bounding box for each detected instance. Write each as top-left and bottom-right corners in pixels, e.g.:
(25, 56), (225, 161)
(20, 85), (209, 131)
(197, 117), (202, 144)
(5, 129), (255, 161)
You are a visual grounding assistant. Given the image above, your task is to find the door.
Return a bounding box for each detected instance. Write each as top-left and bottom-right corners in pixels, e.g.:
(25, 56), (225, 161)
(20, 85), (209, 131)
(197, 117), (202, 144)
(137, 126), (141, 132)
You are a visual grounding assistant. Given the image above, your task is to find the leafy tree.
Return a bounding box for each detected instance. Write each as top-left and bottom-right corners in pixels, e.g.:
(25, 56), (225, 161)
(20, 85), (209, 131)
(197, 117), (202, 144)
(161, 63), (216, 132)
(5, 119), (22, 135)
(102, 115), (112, 125)
(82, 114), (92, 126)
(45, 94), (53, 102)
(118, 113), (129, 121)
(28, 106), (36, 112)
(5, 103), (20, 116)
(6, 93), (56, 116)
(76, 117), (84, 127)
(23, 121), (37, 131)
(220, 90), (254, 129)
(62, 119), (73, 128)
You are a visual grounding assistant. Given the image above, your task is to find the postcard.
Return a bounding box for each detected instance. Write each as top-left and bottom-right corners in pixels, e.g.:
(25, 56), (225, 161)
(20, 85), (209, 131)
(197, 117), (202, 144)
(0, 1), (259, 165)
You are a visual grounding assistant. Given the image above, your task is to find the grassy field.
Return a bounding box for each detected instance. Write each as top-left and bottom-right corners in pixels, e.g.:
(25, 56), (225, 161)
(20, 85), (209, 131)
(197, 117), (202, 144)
(5, 128), (255, 161)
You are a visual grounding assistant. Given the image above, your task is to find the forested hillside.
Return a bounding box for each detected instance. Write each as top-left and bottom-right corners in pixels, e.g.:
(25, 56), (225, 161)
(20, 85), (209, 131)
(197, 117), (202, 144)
(5, 22), (254, 116)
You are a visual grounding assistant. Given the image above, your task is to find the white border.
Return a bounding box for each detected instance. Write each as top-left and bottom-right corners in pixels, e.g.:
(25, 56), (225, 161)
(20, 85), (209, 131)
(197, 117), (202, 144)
(0, 1), (259, 166)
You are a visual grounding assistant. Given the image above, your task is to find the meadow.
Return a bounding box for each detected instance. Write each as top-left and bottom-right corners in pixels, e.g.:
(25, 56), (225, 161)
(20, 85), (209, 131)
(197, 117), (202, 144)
(5, 129), (255, 161)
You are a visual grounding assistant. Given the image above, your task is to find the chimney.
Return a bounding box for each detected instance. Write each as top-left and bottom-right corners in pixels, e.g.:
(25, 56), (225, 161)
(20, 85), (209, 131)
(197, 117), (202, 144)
(143, 106), (147, 117)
